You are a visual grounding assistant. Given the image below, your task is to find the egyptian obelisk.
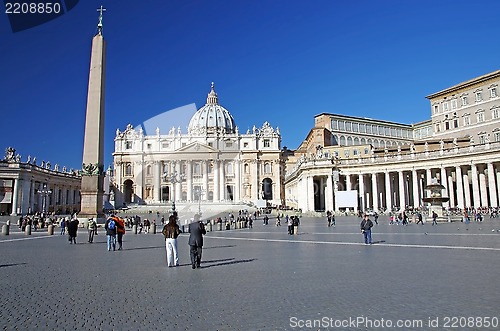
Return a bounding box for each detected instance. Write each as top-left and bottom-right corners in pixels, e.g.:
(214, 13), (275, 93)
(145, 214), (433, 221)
(80, 6), (106, 220)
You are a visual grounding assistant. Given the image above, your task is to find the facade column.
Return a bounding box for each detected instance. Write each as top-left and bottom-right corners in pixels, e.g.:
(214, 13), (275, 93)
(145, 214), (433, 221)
(307, 176), (315, 212)
(135, 162), (143, 203)
(426, 168), (432, 185)
(11, 179), (19, 215)
(398, 171), (405, 210)
(251, 160), (259, 201)
(29, 180), (35, 214)
(412, 169), (419, 208)
(203, 161), (209, 201)
(325, 175), (333, 212)
(384, 171), (392, 211)
(440, 167), (450, 208)
(496, 167), (500, 208)
(447, 172), (455, 208)
(175, 161), (182, 202)
(155, 161), (161, 202)
(371, 173), (378, 212)
(186, 160), (192, 201)
(463, 168), (471, 208)
(470, 164), (481, 208)
(20, 178), (31, 215)
(488, 163), (498, 208)
(213, 160), (220, 201)
(479, 165), (488, 207)
(358, 173), (365, 212)
(235, 160), (241, 202)
(219, 161), (225, 200)
(456, 166), (465, 209)
(345, 174), (351, 191)
(38, 183), (43, 213)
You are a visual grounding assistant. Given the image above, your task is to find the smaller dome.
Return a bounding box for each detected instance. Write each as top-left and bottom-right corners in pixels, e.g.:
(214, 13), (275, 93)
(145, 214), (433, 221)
(188, 83), (237, 135)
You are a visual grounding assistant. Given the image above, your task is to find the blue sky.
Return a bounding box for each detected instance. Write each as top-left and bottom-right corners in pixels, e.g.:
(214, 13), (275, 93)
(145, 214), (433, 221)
(1, 0), (499, 171)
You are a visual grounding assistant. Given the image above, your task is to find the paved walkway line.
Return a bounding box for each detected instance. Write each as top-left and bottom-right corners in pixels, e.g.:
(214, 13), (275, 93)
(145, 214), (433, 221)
(0, 236), (56, 244)
(205, 235), (500, 252)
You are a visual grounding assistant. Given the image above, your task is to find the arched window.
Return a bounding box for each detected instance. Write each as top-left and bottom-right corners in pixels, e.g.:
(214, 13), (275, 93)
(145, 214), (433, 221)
(261, 178), (273, 200)
(244, 163), (250, 174)
(125, 163), (132, 176)
(227, 162), (233, 175)
(146, 165), (152, 176)
(264, 162), (272, 174)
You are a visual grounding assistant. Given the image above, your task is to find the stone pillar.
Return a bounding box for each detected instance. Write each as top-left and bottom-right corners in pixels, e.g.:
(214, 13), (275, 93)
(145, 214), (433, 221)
(155, 161), (161, 202)
(213, 160), (220, 201)
(440, 167), (449, 208)
(135, 162), (143, 203)
(345, 174), (351, 191)
(398, 171), (405, 210)
(471, 164), (481, 208)
(456, 166), (465, 209)
(384, 171), (392, 211)
(203, 161), (209, 200)
(219, 160), (225, 201)
(426, 168), (432, 186)
(175, 161), (182, 202)
(447, 172), (455, 208)
(371, 173), (378, 212)
(479, 165), (489, 207)
(325, 174), (333, 212)
(358, 173), (365, 212)
(487, 163), (498, 208)
(11, 179), (19, 216)
(251, 160), (258, 201)
(186, 160), (192, 201)
(412, 169), (419, 208)
(463, 169), (471, 208)
(234, 160), (241, 202)
(307, 176), (315, 212)
(21, 178), (31, 215)
(29, 180), (35, 214)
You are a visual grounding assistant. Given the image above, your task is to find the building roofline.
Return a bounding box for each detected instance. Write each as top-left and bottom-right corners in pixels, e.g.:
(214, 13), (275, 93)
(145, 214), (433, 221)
(315, 112), (413, 128)
(426, 69), (500, 100)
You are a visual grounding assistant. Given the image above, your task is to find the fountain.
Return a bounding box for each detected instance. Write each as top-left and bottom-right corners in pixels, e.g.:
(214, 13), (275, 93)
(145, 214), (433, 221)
(422, 178), (449, 220)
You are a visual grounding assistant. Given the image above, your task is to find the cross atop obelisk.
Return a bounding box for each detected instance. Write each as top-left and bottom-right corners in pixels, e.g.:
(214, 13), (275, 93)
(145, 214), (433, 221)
(96, 6), (106, 35)
(80, 7), (107, 220)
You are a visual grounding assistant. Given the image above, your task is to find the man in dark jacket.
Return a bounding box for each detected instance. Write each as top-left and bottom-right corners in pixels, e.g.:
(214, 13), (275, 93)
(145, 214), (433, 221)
(188, 218), (206, 269)
(360, 214), (374, 245)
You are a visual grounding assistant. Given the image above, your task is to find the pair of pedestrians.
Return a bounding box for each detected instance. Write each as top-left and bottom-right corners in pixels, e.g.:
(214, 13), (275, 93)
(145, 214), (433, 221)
(105, 216), (125, 251)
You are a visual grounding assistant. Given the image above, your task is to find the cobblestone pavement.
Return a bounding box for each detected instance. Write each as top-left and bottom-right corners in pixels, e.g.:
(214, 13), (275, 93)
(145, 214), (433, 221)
(1, 215), (500, 330)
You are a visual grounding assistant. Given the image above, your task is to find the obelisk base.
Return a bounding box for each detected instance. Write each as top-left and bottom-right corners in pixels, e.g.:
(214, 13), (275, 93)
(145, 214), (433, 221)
(80, 175), (105, 220)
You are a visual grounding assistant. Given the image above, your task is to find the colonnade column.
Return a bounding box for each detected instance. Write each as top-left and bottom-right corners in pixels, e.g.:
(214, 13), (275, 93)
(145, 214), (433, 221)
(440, 167), (449, 208)
(345, 174), (351, 191)
(307, 176), (315, 212)
(358, 173), (365, 212)
(213, 160), (220, 201)
(175, 161), (182, 202)
(384, 171), (392, 211)
(471, 164), (481, 208)
(11, 179), (19, 215)
(412, 169), (419, 208)
(479, 165), (489, 208)
(447, 172), (455, 208)
(463, 168), (471, 208)
(325, 175), (333, 212)
(488, 163), (498, 208)
(398, 171), (405, 210)
(186, 160), (192, 201)
(371, 173), (378, 211)
(456, 166), (465, 209)
(30, 180), (35, 213)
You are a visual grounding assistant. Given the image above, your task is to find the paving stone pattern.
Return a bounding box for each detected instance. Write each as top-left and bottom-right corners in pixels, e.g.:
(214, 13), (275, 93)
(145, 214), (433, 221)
(1, 216), (500, 330)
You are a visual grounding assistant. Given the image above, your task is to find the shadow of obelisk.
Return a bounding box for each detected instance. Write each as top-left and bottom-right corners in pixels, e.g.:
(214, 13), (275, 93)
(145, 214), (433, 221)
(80, 7), (106, 221)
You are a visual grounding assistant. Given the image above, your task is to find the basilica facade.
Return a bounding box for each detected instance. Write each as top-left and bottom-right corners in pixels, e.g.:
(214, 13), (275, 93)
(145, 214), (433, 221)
(112, 84), (283, 208)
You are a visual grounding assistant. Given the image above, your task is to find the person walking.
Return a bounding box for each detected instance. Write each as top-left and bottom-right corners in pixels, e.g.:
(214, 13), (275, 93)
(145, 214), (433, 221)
(60, 217), (66, 235)
(432, 211), (438, 226)
(360, 214), (374, 245)
(188, 218), (206, 269)
(68, 217), (79, 244)
(162, 215), (181, 267)
(105, 216), (117, 251)
(115, 217), (125, 250)
(87, 218), (96, 243)
(416, 212), (424, 225)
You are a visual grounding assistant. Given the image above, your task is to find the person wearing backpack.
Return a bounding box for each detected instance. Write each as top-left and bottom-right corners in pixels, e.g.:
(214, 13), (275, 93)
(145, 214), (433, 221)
(105, 216), (117, 251)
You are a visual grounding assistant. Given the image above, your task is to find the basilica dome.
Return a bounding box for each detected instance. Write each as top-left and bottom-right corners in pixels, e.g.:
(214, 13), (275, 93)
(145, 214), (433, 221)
(188, 83), (236, 135)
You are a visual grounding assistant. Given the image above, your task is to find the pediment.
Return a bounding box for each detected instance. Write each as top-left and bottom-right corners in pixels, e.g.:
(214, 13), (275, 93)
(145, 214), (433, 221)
(176, 142), (218, 153)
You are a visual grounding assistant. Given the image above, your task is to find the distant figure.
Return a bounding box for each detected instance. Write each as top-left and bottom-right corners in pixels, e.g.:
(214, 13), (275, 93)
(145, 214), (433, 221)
(105, 216), (117, 251)
(432, 211), (438, 226)
(115, 217), (126, 250)
(60, 217), (66, 235)
(360, 215), (373, 245)
(416, 212), (424, 225)
(68, 218), (79, 244)
(188, 219), (206, 269)
(87, 218), (96, 243)
(162, 215), (181, 267)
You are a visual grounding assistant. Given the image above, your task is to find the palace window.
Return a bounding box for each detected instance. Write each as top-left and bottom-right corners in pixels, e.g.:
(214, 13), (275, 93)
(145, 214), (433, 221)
(475, 91), (482, 102)
(352, 123), (359, 133)
(331, 119), (338, 130)
(461, 96), (468, 106)
(492, 107), (500, 119)
(494, 131), (500, 142)
(194, 163), (201, 175)
(161, 142), (169, 149)
(125, 141), (132, 149)
(263, 139), (270, 148)
(463, 114), (470, 126)
(345, 122), (352, 132)
(243, 142), (248, 148)
(435, 123), (440, 133)
(491, 88), (497, 98)
(359, 123), (366, 133)
(433, 105), (439, 114)
(477, 111), (485, 123)
(338, 121), (345, 131)
(479, 134), (486, 144)
(344, 150), (350, 157)
(451, 99), (457, 109)
(225, 141), (233, 148)
(443, 102), (449, 111)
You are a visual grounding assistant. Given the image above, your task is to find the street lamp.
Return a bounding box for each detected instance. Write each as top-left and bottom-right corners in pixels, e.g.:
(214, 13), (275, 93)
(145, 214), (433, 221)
(331, 156), (340, 213)
(38, 183), (52, 216)
(194, 186), (205, 216)
(163, 171), (185, 213)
